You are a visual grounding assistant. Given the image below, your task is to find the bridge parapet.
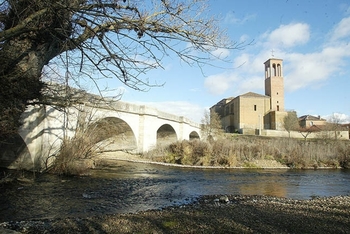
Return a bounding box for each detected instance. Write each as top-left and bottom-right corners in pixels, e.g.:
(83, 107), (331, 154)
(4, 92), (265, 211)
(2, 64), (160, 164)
(85, 99), (201, 128)
(0, 84), (202, 171)
(47, 83), (201, 129)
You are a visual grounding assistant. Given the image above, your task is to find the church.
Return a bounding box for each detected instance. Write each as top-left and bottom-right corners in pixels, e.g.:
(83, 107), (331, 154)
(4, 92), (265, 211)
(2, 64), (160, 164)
(210, 57), (288, 134)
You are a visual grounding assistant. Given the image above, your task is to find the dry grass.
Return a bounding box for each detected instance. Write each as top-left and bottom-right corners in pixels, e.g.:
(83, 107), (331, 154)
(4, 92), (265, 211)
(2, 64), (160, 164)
(144, 136), (350, 169)
(48, 136), (97, 175)
(48, 112), (117, 175)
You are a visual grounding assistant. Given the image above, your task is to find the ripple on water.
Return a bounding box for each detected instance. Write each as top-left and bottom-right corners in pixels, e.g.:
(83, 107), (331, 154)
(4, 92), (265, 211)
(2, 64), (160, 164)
(0, 162), (349, 222)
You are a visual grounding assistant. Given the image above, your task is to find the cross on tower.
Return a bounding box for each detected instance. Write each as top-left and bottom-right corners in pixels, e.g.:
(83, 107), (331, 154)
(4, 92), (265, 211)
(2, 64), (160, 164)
(271, 49), (275, 57)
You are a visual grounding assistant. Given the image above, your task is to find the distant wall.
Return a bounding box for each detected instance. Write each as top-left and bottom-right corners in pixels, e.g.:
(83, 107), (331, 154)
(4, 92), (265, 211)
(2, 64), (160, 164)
(239, 128), (349, 140)
(259, 129), (349, 140)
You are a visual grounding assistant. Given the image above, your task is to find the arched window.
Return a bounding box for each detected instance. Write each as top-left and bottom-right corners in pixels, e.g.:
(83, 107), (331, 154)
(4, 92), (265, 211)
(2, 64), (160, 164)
(272, 64), (276, 76)
(265, 65), (270, 78)
(277, 64), (281, 76)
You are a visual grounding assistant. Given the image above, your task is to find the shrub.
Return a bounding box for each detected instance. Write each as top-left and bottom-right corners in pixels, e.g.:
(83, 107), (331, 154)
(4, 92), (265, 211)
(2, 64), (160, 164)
(143, 136), (350, 168)
(337, 143), (350, 168)
(48, 135), (98, 175)
(48, 111), (114, 175)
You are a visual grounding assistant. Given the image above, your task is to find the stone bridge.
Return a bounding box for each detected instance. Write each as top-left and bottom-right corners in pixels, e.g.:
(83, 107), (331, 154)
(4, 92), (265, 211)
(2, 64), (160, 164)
(0, 94), (201, 170)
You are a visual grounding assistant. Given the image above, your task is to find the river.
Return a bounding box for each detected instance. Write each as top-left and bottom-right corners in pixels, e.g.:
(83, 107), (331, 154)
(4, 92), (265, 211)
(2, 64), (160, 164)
(0, 160), (349, 222)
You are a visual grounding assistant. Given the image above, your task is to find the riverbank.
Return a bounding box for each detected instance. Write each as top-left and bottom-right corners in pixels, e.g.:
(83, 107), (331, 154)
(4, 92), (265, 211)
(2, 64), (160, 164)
(96, 151), (290, 169)
(1, 195), (349, 233)
(142, 137), (350, 169)
(96, 151), (340, 169)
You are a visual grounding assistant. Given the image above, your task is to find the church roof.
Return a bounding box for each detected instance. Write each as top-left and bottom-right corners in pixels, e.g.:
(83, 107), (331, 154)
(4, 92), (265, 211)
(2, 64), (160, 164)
(239, 92), (270, 98)
(211, 97), (235, 108)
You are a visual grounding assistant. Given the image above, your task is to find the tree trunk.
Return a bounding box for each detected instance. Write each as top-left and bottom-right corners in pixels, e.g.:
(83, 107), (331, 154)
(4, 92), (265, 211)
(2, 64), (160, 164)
(0, 1), (72, 138)
(0, 38), (45, 137)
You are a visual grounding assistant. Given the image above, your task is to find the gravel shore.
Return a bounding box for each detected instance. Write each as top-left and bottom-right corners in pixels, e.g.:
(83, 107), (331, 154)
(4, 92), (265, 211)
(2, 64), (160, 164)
(1, 195), (349, 234)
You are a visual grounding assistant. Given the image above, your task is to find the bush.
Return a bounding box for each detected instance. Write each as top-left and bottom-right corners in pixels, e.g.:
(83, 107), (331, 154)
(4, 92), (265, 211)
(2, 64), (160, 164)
(48, 135), (97, 176)
(337, 143), (350, 168)
(143, 136), (350, 169)
(48, 111), (114, 175)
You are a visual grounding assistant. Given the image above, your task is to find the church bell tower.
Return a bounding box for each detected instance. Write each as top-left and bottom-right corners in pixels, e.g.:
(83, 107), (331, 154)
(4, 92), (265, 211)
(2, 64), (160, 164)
(264, 58), (284, 111)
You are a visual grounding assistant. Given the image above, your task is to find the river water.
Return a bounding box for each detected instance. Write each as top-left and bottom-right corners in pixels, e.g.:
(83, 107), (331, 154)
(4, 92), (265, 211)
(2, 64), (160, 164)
(1, 161), (350, 222)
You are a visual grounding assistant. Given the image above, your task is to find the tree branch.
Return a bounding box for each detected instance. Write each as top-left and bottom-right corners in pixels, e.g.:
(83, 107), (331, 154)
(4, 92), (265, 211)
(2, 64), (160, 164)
(0, 8), (48, 42)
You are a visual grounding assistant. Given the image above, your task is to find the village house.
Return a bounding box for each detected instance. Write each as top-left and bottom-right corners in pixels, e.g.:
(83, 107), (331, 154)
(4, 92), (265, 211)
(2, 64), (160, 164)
(298, 115), (327, 128)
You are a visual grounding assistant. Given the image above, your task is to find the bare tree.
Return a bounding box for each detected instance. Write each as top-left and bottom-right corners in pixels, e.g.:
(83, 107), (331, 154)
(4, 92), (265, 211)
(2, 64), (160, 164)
(299, 125), (320, 141)
(0, 0), (239, 138)
(201, 109), (223, 141)
(326, 114), (344, 140)
(283, 111), (299, 138)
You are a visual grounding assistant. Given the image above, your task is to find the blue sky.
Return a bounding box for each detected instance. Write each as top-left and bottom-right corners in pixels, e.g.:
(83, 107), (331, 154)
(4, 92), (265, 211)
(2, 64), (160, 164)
(89, 0), (350, 123)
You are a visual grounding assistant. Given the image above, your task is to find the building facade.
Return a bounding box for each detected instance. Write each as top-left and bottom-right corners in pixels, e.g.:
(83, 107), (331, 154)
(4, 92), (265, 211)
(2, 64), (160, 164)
(210, 58), (288, 133)
(298, 115), (327, 128)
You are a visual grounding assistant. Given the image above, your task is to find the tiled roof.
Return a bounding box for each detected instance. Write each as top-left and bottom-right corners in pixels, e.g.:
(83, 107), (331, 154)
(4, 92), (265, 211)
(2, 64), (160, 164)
(239, 92), (270, 98)
(211, 97), (235, 108)
(298, 115), (326, 121)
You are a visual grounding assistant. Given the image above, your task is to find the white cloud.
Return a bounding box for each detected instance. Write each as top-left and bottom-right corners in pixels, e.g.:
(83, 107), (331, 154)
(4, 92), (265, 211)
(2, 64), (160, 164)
(266, 23), (310, 48)
(233, 53), (269, 74)
(284, 42), (350, 91)
(239, 76), (264, 93)
(204, 52), (278, 96)
(224, 11), (239, 24)
(239, 34), (251, 43)
(284, 53), (333, 91)
(189, 87), (200, 92)
(233, 53), (251, 68)
(211, 48), (230, 59)
(133, 101), (205, 123)
(330, 16), (350, 42)
(224, 11), (256, 25)
(323, 113), (350, 124)
(204, 72), (238, 95)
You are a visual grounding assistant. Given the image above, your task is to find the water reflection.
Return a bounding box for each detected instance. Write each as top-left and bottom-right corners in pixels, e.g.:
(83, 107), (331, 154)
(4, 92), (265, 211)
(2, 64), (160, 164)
(237, 174), (287, 197)
(1, 161), (350, 222)
(92, 162), (350, 200)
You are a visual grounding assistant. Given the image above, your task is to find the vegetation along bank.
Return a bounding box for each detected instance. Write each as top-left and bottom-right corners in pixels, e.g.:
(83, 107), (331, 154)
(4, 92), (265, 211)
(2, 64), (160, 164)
(143, 136), (350, 170)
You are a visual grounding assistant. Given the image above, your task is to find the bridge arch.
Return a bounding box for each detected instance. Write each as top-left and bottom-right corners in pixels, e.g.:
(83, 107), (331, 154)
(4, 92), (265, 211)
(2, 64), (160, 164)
(87, 117), (137, 152)
(189, 131), (200, 140)
(0, 100), (202, 170)
(156, 124), (177, 146)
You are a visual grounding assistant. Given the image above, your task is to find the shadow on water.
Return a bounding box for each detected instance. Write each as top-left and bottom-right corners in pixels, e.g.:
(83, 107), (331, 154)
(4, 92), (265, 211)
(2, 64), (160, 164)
(0, 160), (350, 222)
